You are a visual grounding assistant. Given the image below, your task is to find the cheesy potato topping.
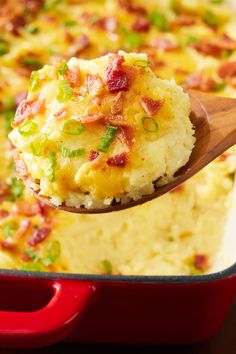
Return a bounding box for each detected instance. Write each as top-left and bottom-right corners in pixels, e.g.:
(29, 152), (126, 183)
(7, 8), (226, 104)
(9, 52), (195, 209)
(0, 0), (235, 274)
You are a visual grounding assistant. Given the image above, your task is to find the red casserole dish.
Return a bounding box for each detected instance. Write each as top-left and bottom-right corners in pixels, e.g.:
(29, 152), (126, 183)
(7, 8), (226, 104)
(0, 265), (235, 348)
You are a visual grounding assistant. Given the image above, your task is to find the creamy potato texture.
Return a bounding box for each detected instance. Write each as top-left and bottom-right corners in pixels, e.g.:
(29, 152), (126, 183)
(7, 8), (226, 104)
(0, 0), (235, 274)
(9, 52), (194, 209)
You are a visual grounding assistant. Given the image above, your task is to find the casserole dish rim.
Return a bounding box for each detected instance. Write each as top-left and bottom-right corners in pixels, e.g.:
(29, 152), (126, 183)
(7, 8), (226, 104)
(0, 261), (235, 283)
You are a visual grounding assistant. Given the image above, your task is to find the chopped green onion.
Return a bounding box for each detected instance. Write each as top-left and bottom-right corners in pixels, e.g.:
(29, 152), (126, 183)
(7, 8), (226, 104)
(210, 0), (223, 3)
(44, 0), (65, 11)
(186, 35), (201, 45)
(203, 10), (219, 27)
(214, 81), (226, 91)
(102, 259), (112, 275)
(58, 60), (69, 75)
(98, 125), (118, 153)
(7, 177), (24, 201)
(62, 119), (85, 135)
(25, 248), (39, 261)
(26, 25), (39, 34)
(0, 40), (8, 56)
(59, 145), (85, 157)
(133, 60), (150, 68)
(22, 56), (42, 70)
(46, 151), (57, 182)
(31, 134), (47, 156)
(29, 71), (40, 92)
(63, 19), (77, 27)
(141, 116), (158, 132)
(148, 12), (169, 31)
(3, 97), (15, 110)
(20, 263), (42, 272)
(56, 80), (73, 103)
(4, 225), (12, 239)
(42, 240), (61, 266)
(18, 120), (38, 136)
(119, 27), (142, 51)
(222, 50), (232, 58)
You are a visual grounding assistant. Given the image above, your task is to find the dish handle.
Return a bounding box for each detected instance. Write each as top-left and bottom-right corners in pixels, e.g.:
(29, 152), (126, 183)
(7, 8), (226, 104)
(0, 278), (96, 348)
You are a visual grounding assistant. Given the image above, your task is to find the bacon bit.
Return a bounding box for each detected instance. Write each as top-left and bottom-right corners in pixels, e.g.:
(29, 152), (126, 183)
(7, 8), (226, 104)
(27, 227), (51, 247)
(68, 34), (90, 56)
(0, 240), (16, 251)
(170, 184), (185, 193)
(118, 126), (135, 152)
(86, 74), (105, 96)
(88, 150), (100, 162)
(15, 67), (32, 78)
(194, 254), (209, 271)
(0, 183), (10, 199)
(118, 0), (147, 15)
(107, 152), (128, 167)
(80, 112), (105, 124)
(0, 210), (9, 218)
(92, 16), (117, 32)
(13, 97), (45, 127)
(5, 15), (26, 36)
(15, 158), (29, 179)
(65, 67), (81, 88)
(140, 97), (164, 116)
(105, 54), (129, 93)
(24, 0), (44, 14)
(218, 61), (236, 80)
(54, 108), (67, 119)
(154, 37), (179, 51)
(15, 201), (41, 216)
(172, 14), (196, 27)
(15, 91), (27, 106)
(185, 72), (216, 92)
(15, 220), (32, 239)
(104, 115), (127, 127)
(64, 31), (74, 44)
(174, 68), (190, 75)
(111, 92), (124, 115)
(132, 16), (151, 33)
(192, 34), (236, 57)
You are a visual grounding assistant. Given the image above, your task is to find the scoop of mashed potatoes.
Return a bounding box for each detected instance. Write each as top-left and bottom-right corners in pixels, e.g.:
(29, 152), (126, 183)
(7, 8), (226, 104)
(9, 51), (195, 209)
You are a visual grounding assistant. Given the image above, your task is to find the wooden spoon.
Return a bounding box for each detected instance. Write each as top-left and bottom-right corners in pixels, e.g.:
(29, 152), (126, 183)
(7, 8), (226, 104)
(33, 89), (236, 214)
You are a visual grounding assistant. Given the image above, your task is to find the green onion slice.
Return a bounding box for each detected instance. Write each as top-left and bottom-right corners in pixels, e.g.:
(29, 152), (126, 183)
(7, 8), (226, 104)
(31, 134), (47, 156)
(133, 60), (150, 68)
(97, 125), (118, 153)
(62, 119), (85, 135)
(18, 120), (38, 136)
(29, 71), (40, 92)
(59, 145), (85, 157)
(148, 12), (169, 31)
(58, 60), (69, 75)
(102, 259), (112, 275)
(42, 240), (61, 266)
(56, 80), (73, 103)
(141, 116), (158, 132)
(119, 27), (142, 51)
(46, 151), (57, 182)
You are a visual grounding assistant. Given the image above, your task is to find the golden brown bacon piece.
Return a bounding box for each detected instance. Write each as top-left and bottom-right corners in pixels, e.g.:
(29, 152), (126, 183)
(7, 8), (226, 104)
(68, 34), (90, 57)
(65, 67), (81, 88)
(80, 112), (105, 124)
(105, 54), (129, 93)
(193, 254), (209, 271)
(86, 74), (105, 96)
(118, 126), (135, 152)
(140, 96), (164, 116)
(192, 34), (236, 57)
(15, 156), (29, 179)
(106, 152), (128, 167)
(171, 14), (196, 27)
(110, 92), (124, 115)
(13, 97), (45, 127)
(218, 61), (236, 87)
(0, 183), (10, 200)
(92, 16), (117, 32)
(118, 0), (147, 15)
(185, 72), (215, 92)
(88, 150), (100, 162)
(15, 200), (41, 216)
(27, 226), (51, 247)
(15, 220), (32, 239)
(132, 16), (151, 33)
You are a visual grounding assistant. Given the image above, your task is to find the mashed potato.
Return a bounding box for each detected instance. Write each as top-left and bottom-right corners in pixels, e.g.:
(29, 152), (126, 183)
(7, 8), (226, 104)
(9, 51), (195, 209)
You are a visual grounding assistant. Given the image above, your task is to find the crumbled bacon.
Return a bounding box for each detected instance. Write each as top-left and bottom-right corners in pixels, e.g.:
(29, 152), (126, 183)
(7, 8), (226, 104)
(105, 115), (127, 127)
(15, 158), (29, 179)
(132, 16), (151, 33)
(192, 34), (236, 57)
(0, 240), (16, 250)
(23, 0), (43, 14)
(15, 220), (32, 239)
(140, 97), (164, 116)
(111, 92), (124, 115)
(27, 226), (51, 247)
(118, 0), (147, 15)
(88, 150), (100, 162)
(107, 152), (128, 167)
(105, 54), (129, 93)
(118, 126), (135, 152)
(92, 16), (117, 32)
(80, 112), (105, 124)
(86, 74), (105, 96)
(218, 61), (236, 79)
(0, 210), (9, 218)
(13, 97), (45, 127)
(154, 37), (179, 51)
(194, 254), (209, 271)
(5, 15), (26, 36)
(171, 14), (196, 27)
(15, 91), (27, 106)
(65, 67), (81, 88)
(54, 108), (67, 119)
(15, 201), (41, 216)
(185, 72), (216, 92)
(68, 34), (90, 56)
(0, 183), (10, 200)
